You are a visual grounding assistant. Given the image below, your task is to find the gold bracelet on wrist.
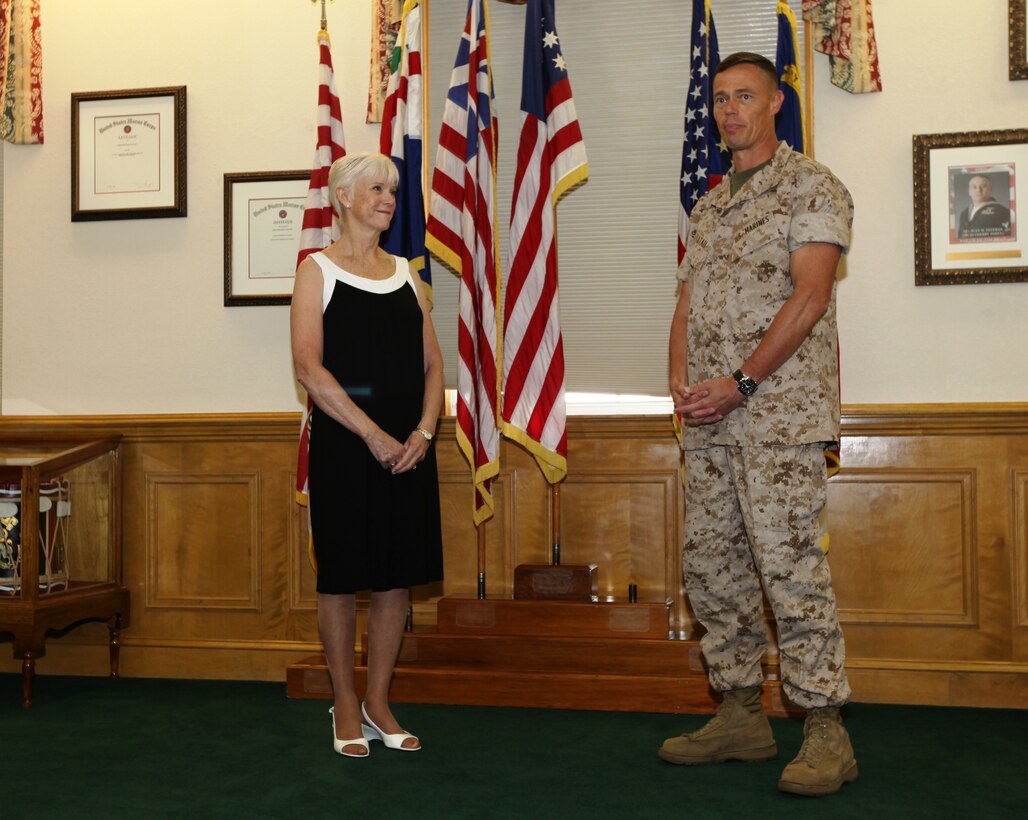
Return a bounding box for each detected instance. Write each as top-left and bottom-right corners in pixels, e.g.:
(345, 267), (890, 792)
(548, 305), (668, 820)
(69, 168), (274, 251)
(414, 427), (434, 442)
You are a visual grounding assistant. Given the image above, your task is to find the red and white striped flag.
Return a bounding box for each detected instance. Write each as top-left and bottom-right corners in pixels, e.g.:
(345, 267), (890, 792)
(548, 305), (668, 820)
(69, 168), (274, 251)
(296, 26), (346, 510)
(501, 0), (587, 485)
(425, 0), (500, 525)
(296, 28), (346, 271)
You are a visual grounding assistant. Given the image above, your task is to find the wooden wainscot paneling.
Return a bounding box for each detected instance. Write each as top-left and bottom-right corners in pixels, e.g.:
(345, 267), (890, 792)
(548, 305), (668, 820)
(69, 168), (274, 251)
(2, 405), (1028, 711)
(1014, 469), (1028, 630)
(559, 471), (682, 608)
(145, 472), (261, 610)
(832, 404), (1028, 707)
(828, 468), (977, 626)
(435, 464), (521, 600)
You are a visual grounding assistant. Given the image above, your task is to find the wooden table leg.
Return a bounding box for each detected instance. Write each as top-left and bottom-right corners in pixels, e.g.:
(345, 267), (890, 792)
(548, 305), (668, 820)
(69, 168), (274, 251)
(21, 652), (35, 709)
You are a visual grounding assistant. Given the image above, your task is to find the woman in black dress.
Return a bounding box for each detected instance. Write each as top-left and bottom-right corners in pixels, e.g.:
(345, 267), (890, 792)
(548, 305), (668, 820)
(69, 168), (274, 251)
(290, 152), (443, 758)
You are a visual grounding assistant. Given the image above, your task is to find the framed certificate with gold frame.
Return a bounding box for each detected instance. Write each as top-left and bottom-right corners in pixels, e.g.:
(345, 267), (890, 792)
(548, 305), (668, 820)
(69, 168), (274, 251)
(71, 86), (187, 221)
(223, 170), (310, 306)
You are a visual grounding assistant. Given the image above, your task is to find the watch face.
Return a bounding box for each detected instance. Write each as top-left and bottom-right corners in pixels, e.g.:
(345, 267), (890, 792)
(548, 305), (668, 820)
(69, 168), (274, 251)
(734, 370), (757, 395)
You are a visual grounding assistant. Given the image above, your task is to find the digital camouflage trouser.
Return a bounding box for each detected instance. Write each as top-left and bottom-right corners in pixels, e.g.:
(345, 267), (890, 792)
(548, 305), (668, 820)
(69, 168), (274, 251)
(683, 443), (851, 709)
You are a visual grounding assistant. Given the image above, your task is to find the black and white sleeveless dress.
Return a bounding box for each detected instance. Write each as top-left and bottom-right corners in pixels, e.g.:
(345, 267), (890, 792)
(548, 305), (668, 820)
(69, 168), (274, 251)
(307, 252), (443, 594)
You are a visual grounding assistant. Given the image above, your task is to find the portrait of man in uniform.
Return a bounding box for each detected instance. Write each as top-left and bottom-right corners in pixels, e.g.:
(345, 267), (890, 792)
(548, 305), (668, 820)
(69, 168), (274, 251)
(950, 167), (1015, 242)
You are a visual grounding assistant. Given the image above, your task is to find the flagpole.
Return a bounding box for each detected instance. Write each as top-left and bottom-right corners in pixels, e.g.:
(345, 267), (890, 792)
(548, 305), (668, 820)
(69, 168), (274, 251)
(803, 19), (815, 159)
(550, 484), (561, 566)
(477, 525), (487, 598)
(311, 0), (334, 32)
(422, 0), (431, 220)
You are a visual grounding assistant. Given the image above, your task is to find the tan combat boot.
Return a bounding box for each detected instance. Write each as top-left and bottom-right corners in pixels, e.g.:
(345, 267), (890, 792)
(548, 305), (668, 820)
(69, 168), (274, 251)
(658, 685), (778, 765)
(778, 707), (859, 796)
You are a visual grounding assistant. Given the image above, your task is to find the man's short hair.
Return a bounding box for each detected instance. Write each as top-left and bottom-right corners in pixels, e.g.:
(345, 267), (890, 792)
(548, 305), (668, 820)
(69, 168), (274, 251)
(715, 52), (779, 89)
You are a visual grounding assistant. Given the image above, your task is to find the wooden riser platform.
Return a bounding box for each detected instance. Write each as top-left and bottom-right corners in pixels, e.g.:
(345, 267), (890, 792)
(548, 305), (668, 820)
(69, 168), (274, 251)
(436, 596), (673, 639)
(286, 636), (800, 717)
(286, 596), (802, 717)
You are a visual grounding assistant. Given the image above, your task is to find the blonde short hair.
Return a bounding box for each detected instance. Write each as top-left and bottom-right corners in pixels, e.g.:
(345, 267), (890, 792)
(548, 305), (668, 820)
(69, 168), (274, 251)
(327, 152), (399, 217)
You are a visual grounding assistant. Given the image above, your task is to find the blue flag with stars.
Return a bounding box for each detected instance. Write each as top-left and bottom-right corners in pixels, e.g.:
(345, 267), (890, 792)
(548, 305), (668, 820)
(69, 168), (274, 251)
(775, 1), (807, 153)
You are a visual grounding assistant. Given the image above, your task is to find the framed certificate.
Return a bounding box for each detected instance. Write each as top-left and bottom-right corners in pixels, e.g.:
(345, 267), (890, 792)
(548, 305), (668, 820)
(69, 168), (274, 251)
(913, 129), (1028, 285)
(71, 86), (187, 221)
(223, 171), (310, 306)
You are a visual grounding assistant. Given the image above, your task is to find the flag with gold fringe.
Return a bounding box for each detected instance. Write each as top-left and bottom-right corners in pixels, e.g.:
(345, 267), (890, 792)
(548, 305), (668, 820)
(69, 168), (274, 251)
(501, 0), (588, 486)
(296, 28), (346, 270)
(380, 0), (432, 303)
(295, 25), (347, 570)
(775, 1), (806, 153)
(426, 0), (501, 526)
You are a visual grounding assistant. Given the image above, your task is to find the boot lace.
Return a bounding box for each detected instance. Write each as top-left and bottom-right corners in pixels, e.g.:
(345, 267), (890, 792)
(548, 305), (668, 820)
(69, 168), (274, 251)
(793, 713), (832, 766)
(688, 698), (737, 738)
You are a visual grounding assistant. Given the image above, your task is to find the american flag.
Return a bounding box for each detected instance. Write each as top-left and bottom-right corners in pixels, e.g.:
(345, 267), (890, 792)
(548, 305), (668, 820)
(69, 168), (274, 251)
(501, 0), (587, 485)
(295, 26), (346, 512)
(425, 0), (500, 525)
(296, 28), (346, 271)
(380, 0), (432, 303)
(679, 0), (726, 264)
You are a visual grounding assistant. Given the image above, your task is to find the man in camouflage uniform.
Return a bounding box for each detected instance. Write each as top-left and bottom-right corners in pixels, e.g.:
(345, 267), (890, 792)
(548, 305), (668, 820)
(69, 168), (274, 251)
(659, 52), (857, 797)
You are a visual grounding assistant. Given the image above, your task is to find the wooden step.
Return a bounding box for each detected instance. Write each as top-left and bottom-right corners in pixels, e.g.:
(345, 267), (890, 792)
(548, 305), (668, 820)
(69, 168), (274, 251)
(381, 667), (714, 714)
(435, 595), (673, 640)
(286, 633), (801, 717)
(373, 631), (706, 676)
(287, 657), (797, 716)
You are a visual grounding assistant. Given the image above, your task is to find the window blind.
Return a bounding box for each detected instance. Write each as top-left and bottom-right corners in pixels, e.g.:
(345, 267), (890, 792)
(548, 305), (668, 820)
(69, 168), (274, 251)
(425, 0), (807, 402)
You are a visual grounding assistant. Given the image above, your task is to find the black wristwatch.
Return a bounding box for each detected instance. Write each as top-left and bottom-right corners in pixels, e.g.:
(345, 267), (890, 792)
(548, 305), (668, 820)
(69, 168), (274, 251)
(732, 369), (758, 396)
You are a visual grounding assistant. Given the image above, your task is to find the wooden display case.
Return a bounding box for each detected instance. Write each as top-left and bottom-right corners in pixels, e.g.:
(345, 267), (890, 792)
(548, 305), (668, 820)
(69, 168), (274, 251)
(0, 436), (129, 707)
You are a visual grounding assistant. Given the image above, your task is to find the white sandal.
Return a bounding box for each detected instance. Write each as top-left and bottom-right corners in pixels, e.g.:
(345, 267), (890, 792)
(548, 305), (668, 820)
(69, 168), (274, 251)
(330, 706), (370, 758)
(361, 702), (420, 751)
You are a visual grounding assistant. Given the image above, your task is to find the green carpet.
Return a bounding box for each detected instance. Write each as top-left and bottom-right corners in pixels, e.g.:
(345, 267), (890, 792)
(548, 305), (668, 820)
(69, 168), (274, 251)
(1, 674), (1025, 819)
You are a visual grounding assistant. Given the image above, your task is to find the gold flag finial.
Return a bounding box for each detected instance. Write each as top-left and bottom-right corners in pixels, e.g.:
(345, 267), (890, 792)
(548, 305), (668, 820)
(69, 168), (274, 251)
(311, 0), (335, 31)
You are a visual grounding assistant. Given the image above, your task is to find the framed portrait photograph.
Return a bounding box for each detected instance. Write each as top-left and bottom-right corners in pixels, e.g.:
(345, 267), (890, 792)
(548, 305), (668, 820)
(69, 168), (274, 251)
(913, 129), (1028, 285)
(224, 171), (310, 306)
(1010, 0), (1028, 80)
(71, 86), (187, 221)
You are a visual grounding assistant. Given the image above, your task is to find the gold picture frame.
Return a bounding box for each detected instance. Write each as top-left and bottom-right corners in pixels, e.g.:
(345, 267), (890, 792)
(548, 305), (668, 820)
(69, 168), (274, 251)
(223, 170), (310, 306)
(1010, 0), (1028, 80)
(913, 128), (1028, 286)
(71, 86), (187, 221)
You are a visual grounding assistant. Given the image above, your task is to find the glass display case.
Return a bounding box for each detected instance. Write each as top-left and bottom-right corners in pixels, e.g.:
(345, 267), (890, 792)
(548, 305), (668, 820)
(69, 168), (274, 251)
(0, 436), (129, 707)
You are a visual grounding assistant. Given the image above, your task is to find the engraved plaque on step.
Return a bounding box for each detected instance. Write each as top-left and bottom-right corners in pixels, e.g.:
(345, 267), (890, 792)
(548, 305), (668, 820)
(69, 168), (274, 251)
(454, 602), (497, 628)
(607, 606), (652, 633)
(513, 563), (598, 600)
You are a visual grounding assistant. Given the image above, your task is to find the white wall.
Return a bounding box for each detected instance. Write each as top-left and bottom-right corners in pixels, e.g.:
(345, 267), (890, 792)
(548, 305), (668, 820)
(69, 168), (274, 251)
(2, 0), (382, 414)
(815, 1), (1028, 403)
(2, 0), (1026, 415)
